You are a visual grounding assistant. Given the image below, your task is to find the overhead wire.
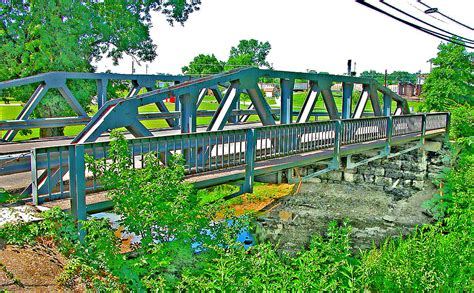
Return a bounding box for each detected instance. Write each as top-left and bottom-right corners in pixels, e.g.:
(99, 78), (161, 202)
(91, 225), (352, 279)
(380, 0), (474, 44)
(405, 0), (446, 24)
(355, 0), (474, 49)
(417, 0), (473, 31)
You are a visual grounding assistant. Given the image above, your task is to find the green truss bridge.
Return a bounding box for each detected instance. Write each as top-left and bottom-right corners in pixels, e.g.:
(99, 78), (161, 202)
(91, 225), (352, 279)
(0, 68), (449, 221)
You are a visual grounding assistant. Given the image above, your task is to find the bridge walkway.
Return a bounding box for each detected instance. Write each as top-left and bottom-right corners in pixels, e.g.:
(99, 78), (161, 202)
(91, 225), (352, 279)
(24, 113), (448, 219)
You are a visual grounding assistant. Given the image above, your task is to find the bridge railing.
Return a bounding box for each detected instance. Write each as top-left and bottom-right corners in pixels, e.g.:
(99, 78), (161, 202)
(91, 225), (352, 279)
(29, 112), (449, 215)
(255, 121), (336, 161)
(341, 117), (388, 145)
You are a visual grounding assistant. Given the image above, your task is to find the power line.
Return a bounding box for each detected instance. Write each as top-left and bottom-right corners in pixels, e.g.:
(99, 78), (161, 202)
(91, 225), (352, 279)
(355, 0), (474, 49)
(380, 1), (474, 44)
(405, 0), (446, 24)
(417, 0), (473, 31)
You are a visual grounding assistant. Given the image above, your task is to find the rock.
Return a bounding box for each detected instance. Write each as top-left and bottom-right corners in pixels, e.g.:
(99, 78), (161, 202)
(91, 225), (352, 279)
(412, 180), (424, 190)
(279, 211), (293, 222)
(362, 168), (375, 176)
(387, 187), (411, 200)
(328, 171), (342, 181)
(385, 169), (404, 179)
(306, 177), (322, 183)
(424, 141), (443, 152)
(343, 173), (362, 183)
(382, 215), (396, 223)
(402, 179), (412, 187)
(374, 168), (385, 176)
(414, 172), (425, 180)
(344, 167), (358, 174)
(375, 176), (392, 187)
(364, 174), (375, 183)
(403, 171), (417, 180)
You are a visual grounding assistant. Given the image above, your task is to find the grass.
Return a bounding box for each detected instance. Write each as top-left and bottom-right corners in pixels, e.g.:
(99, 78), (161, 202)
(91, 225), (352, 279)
(0, 93), (423, 141)
(197, 182), (295, 218)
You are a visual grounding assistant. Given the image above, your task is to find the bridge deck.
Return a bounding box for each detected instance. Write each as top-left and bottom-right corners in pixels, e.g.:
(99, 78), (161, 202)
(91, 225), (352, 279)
(36, 129), (444, 213)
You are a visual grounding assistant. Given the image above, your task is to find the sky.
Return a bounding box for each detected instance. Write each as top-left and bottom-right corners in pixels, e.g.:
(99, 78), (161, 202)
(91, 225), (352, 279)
(95, 0), (474, 76)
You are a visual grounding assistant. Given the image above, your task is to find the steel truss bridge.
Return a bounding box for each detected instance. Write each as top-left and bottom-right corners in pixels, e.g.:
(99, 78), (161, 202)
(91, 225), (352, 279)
(0, 68), (449, 222)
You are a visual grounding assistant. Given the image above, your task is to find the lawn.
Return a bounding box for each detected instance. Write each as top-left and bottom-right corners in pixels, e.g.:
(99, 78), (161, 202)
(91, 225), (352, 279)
(0, 92), (423, 141)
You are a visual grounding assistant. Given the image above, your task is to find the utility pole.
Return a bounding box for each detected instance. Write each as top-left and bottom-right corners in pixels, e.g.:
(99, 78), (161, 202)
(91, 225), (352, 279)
(145, 64), (149, 74)
(132, 61), (135, 74)
(384, 69), (388, 87)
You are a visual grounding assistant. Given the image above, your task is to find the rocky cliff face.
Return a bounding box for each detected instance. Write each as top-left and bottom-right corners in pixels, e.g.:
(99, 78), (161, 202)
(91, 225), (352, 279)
(256, 139), (449, 252)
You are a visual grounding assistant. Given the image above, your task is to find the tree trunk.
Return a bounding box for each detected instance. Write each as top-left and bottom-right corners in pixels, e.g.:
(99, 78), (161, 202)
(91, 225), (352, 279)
(40, 127), (64, 138)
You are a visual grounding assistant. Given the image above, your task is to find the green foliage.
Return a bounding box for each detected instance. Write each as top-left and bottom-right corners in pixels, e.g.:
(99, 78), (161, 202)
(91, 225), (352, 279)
(421, 39), (474, 112)
(360, 223), (472, 291)
(180, 220), (359, 291)
(0, 207), (78, 254)
(86, 130), (213, 248)
(0, 0), (200, 136)
(229, 39), (272, 68)
(366, 138), (473, 291)
(450, 104), (474, 139)
(182, 53), (225, 75)
(224, 53), (254, 71)
(360, 70), (417, 84)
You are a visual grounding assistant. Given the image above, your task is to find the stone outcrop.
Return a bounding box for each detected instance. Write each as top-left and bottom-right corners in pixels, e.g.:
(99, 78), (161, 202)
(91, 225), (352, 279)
(299, 141), (449, 200)
(256, 137), (449, 252)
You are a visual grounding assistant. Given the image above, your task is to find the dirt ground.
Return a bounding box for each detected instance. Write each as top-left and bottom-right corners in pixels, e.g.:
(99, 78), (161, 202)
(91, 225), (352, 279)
(0, 243), (71, 292)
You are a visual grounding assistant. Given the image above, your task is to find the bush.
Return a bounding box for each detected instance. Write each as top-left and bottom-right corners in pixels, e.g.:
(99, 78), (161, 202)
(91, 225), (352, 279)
(449, 105), (474, 139)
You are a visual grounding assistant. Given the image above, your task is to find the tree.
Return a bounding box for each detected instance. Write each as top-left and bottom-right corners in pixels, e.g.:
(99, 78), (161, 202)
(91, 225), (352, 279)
(224, 53), (253, 71)
(181, 54), (224, 75)
(360, 70), (384, 84)
(388, 71), (416, 84)
(229, 39), (272, 68)
(0, 0), (200, 137)
(422, 39), (473, 112)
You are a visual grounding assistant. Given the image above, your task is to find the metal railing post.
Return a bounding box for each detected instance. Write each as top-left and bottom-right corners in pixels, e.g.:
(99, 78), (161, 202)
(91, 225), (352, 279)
(31, 149), (39, 205)
(243, 129), (256, 193)
(73, 145), (87, 241)
(68, 146), (77, 219)
(77, 145), (87, 240)
(385, 116), (393, 156)
(445, 112), (451, 141)
(420, 113), (427, 145)
(332, 120), (341, 168)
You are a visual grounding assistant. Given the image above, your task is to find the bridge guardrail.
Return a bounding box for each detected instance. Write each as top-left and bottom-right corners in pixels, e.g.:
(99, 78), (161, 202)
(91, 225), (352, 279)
(29, 113), (449, 218)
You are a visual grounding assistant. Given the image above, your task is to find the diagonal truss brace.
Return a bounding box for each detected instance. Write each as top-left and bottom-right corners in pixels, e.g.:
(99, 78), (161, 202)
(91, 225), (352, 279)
(297, 81), (320, 123)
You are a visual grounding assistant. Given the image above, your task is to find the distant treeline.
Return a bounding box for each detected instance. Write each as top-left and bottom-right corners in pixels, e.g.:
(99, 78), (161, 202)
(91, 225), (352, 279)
(359, 70), (418, 85)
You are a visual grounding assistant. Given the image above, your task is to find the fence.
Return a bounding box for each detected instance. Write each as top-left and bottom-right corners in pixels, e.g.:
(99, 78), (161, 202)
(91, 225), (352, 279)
(30, 112), (449, 214)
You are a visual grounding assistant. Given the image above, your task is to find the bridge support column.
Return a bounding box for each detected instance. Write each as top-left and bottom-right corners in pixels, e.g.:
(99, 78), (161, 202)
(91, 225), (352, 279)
(342, 82), (353, 119)
(96, 79), (108, 109)
(180, 93), (198, 167)
(180, 93), (198, 133)
(174, 81), (181, 128)
(383, 93), (392, 116)
(280, 78), (294, 124)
